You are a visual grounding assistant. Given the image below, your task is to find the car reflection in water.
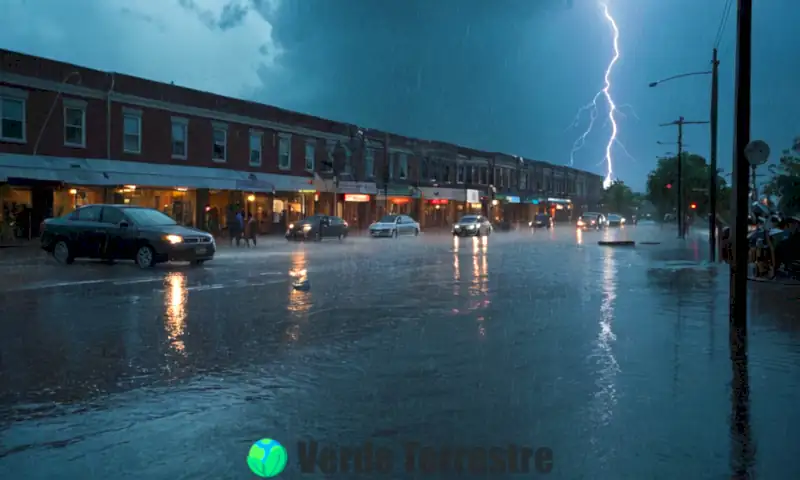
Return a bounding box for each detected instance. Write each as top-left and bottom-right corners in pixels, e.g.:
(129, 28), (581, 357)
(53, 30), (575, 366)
(164, 271), (188, 355)
(451, 235), (490, 330)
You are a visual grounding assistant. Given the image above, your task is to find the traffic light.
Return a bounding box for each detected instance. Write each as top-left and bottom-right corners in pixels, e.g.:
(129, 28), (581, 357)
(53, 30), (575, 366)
(666, 183), (672, 189)
(690, 203), (697, 210)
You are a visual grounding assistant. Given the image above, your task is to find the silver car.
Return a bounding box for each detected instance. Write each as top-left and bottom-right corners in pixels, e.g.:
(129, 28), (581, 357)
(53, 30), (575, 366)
(369, 215), (420, 238)
(452, 215), (492, 237)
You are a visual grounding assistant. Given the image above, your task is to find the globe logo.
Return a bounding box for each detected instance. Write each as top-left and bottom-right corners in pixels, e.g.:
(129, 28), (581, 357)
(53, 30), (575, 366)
(247, 438), (288, 478)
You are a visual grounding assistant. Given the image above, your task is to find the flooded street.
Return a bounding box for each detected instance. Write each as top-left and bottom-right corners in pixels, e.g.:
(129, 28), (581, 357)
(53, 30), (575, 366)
(1, 225), (799, 479)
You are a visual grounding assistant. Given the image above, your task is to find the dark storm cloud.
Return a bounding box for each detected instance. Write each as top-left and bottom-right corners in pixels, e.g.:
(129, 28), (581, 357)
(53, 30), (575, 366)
(177, 0), (252, 31)
(250, 0), (575, 157)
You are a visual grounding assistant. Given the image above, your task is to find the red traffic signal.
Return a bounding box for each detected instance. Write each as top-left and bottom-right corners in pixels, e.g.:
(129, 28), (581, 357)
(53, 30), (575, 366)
(666, 183), (672, 189)
(690, 203), (697, 209)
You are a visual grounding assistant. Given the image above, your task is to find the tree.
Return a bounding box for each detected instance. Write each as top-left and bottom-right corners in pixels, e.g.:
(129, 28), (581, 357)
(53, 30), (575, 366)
(763, 139), (800, 215)
(599, 180), (636, 216)
(645, 153), (730, 219)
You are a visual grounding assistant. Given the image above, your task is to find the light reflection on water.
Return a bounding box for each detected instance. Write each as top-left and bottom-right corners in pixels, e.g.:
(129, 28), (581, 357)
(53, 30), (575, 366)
(592, 247), (620, 426)
(287, 249), (311, 342)
(164, 272), (187, 355)
(576, 228), (583, 245)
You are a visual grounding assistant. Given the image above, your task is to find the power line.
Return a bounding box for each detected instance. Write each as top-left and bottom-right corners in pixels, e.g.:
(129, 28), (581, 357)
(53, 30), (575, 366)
(713, 0), (734, 49)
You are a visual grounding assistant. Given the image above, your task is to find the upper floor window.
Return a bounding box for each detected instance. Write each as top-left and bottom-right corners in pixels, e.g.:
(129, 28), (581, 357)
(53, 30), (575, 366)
(212, 123), (227, 162)
(64, 99), (86, 148)
(250, 131), (263, 167)
(387, 153), (395, 180)
(479, 167), (487, 185)
(444, 164), (451, 183)
(364, 148), (375, 178)
(398, 153), (408, 179)
(171, 117), (188, 159)
(456, 165), (465, 184)
(0, 90), (26, 142)
(278, 133), (291, 170)
(123, 109), (141, 154)
(304, 140), (315, 172)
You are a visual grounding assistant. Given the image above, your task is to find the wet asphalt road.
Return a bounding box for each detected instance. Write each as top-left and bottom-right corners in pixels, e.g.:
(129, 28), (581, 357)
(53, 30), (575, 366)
(1, 224), (799, 479)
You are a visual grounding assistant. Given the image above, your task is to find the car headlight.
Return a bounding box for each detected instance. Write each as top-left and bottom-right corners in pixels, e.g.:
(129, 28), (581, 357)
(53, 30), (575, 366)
(302, 224), (312, 231)
(528, 221), (533, 226)
(165, 234), (183, 244)
(288, 223), (294, 230)
(577, 220), (584, 226)
(621, 218), (626, 223)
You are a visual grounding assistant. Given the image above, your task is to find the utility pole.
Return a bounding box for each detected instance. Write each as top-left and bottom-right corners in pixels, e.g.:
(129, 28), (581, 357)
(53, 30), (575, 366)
(660, 117), (709, 238)
(383, 132), (390, 214)
(709, 48), (720, 262)
(729, 1), (753, 475)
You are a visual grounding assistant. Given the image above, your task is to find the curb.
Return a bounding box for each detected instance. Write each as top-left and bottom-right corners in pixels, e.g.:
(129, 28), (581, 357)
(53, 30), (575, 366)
(598, 240), (636, 247)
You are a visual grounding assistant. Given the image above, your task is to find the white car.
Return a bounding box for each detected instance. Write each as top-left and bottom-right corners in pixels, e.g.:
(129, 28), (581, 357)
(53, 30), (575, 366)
(369, 215), (420, 238)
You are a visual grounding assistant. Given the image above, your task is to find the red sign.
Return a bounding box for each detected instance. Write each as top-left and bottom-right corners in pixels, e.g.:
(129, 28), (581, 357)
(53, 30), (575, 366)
(344, 194), (370, 202)
(391, 197), (410, 205)
(428, 199), (449, 205)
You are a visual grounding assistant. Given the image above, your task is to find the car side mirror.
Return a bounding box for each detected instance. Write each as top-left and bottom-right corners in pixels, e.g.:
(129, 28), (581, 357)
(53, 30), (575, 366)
(119, 221), (129, 228)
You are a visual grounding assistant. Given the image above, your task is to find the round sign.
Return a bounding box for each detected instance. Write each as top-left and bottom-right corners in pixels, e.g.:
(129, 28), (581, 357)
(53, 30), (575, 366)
(744, 140), (770, 166)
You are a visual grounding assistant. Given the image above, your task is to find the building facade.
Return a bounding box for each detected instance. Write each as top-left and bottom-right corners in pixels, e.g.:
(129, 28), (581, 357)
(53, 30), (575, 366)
(0, 49), (603, 240)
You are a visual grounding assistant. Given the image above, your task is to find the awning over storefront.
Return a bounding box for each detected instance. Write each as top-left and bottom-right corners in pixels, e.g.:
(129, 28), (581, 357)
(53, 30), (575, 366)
(375, 185), (420, 200)
(418, 186), (465, 201)
(337, 181), (378, 195)
(0, 154), (314, 193)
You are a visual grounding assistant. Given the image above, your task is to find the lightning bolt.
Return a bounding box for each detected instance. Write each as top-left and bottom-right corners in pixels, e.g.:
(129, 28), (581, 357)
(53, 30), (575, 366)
(568, 2), (624, 190)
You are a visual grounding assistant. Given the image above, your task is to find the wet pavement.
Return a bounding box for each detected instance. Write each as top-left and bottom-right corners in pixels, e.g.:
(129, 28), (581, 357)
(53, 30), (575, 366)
(1, 225), (799, 479)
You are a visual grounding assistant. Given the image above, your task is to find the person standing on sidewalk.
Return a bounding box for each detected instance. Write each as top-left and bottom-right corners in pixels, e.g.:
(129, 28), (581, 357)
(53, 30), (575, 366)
(244, 213), (257, 247)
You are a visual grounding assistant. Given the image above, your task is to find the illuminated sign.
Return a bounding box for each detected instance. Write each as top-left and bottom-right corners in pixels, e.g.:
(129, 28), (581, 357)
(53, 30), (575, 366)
(344, 194), (370, 202)
(428, 199), (449, 205)
(506, 196), (520, 203)
(391, 197), (411, 205)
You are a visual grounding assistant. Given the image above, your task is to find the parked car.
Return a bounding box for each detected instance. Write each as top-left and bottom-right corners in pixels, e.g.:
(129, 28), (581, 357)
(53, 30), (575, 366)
(606, 213), (626, 227)
(41, 204), (215, 268)
(529, 213), (553, 229)
(285, 214), (348, 241)
(369, 214), (420, 238)
(453, 215), (493, 237)
(577, 212), (606, 230)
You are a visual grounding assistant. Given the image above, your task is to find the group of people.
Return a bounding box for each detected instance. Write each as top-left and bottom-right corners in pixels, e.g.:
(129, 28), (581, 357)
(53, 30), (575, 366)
(226, 207), (258, 247)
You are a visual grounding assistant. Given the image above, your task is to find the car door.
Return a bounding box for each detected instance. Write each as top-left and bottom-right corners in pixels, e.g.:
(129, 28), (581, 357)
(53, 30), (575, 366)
(332, 217), (346, 236)
(396, 216), (408, 235)
(73, 205), (104, 258)
(100, 207), (135, 259)
(318, 216), (331, 238)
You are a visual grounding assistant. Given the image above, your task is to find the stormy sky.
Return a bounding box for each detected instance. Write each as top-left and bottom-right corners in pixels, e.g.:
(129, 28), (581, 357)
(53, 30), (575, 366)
(2, 0), (798, 191)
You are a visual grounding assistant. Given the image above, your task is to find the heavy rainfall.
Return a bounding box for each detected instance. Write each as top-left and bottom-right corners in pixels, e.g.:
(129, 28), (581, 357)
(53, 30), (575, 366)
(1, 0), (800, 479)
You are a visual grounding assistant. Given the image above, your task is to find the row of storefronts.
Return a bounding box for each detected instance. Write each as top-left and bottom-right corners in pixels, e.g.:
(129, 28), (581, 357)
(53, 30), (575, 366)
(0, 154), (593, 241)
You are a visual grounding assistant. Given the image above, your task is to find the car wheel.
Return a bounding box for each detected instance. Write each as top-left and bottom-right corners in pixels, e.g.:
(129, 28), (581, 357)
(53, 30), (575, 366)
(414, 228), (420, 236)
(53, 240), (75, 265)
(135, 245), (156, 269)
(338, 233), (344, 240)
(314, 231), (321, 242)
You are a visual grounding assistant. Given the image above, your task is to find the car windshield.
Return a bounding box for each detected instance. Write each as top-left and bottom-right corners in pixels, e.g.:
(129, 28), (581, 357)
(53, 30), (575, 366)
(378, 215), (398, 223)
(536, 214), (548, 220)
(608, 214), (621, 220)
(580, 215), (597, 221)
(459, 216), (479, 223)
(125, 208), (178, 226)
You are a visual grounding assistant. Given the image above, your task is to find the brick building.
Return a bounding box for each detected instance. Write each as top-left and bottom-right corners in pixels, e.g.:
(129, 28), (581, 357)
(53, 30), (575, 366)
(0, 48), (602, 239)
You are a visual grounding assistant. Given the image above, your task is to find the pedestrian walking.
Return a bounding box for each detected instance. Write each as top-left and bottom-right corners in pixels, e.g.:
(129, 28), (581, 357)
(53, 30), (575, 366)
(245, 213), (257, 247)
(227, 207), (242, 246)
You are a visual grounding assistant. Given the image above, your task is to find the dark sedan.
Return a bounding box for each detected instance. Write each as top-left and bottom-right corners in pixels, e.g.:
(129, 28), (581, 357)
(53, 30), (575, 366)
(606, 214), (626, 227)
(529, 213), (552, 229)
(41, 204), (215, 268)
(285, 215), (348, 241)
(576, 212), (606, 230)
(452, 215), (492, 237)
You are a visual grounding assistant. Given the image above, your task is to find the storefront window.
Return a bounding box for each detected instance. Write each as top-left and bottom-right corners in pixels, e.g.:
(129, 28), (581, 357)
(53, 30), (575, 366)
(120, 187), (196, 227)
(53, 187), (103, 217)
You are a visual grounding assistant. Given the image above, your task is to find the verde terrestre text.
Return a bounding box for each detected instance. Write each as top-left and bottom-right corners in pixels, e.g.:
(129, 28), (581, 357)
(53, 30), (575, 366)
(297, 440), (553, 475)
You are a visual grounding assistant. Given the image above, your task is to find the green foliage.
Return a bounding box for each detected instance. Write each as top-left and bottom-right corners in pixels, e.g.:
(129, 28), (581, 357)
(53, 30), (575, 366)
(599, 180), (638, 216)
(763, 144), (800, 215)
(645, 153), (730, 218)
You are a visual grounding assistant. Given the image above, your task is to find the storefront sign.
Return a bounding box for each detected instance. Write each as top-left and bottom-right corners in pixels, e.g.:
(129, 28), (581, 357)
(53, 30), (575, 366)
(505, 196), (520, 203)
(344, 194), (370, 202)
(428, 198), (449, 205)
(419, 187), (462, 201)
(391, 197), (411, 205)
(547, 197), (571, 204)
(466, 189), (480, 204)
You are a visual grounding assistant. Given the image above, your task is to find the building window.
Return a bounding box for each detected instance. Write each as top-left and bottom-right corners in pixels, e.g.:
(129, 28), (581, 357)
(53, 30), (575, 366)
(0, 95), (26, 142)
(123, 111), (141, 154)
(212, 123), (227, 162)
(278, 134), (291, 170)
(304, 140), (315, 172)
(398, 153), (408, 179)
(171, 117), (188, 159)
(480, 167), (488, 185)
(64, 100), (86, 147)
(364, 149), (375, 178)
(387, 153), (395, 180)
(250, 131), (263, 167)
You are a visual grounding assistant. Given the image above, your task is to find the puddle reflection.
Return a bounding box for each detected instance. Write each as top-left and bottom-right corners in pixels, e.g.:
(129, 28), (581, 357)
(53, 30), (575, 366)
(576, 228), (583, 245)
(287, 249), (311, 342)
(164, 272), (187, 355)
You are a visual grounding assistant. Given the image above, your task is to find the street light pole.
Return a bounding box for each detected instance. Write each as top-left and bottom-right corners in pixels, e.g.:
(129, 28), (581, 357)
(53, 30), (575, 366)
(709, 48), (720, 262)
